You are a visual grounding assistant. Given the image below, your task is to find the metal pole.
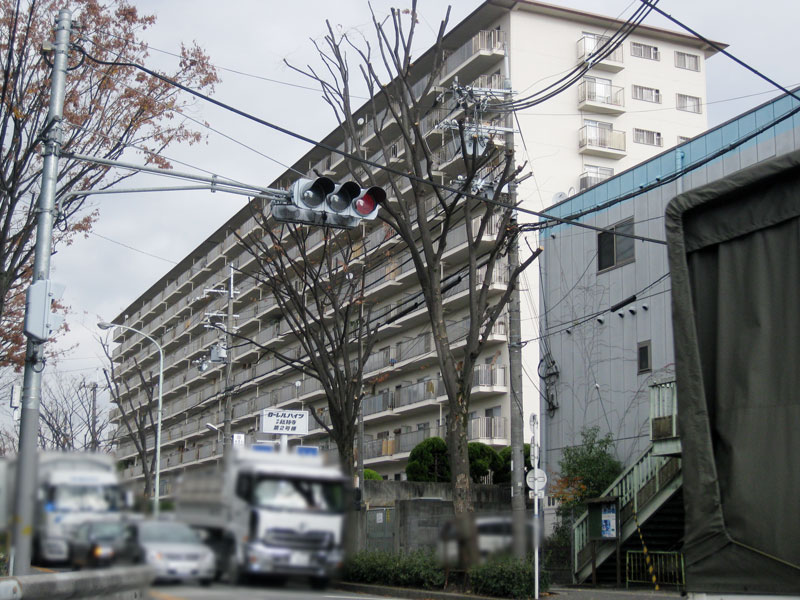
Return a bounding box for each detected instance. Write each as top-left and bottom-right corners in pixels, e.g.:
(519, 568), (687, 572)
(531, 414), (540, 600)
(99, 322), (163, 517)
(357, 288), (365, 496)
(222, 266), (235, 465)
(11, 10), (71, 575)
(91, 382), (98, 451)
(154, 344), (164, 518)
(503, 43), (526, 560)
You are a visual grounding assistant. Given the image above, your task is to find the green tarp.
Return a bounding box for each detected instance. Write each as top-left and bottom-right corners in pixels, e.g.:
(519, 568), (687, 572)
(665, 149), (800, 594)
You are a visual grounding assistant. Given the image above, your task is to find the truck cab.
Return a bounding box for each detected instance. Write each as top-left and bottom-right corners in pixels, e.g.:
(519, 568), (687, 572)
(176, 446), (347, 588)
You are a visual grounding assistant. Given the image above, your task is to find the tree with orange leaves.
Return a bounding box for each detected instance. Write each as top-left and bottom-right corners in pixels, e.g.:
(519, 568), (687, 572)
(0, 0), (218, 369)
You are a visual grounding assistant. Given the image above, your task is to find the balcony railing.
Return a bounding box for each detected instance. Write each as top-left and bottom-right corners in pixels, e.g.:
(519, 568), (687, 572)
(576, 35), (623, 65)
(442, 29), (506, 79)
(577, 81), (624, 108)
(650, 380), (678, 441)
(578, 126), (626, 152)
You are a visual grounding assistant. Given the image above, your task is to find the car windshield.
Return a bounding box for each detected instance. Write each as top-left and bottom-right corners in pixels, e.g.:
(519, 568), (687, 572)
(252, 476), (344, 513)
(139, 522), (200, 544)
(49, 484), (124, 512)
(91, 522), (125, 540)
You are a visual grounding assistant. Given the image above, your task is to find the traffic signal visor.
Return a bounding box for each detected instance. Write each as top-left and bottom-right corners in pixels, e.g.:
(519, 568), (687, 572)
(295, 177), (335, 209)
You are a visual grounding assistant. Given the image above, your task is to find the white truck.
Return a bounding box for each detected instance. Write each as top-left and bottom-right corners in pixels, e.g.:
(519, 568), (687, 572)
(175, 446), (348, 589)
(0, 451), (127, 564)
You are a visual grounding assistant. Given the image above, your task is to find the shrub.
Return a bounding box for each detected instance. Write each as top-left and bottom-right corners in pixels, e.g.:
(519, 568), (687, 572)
(363, 468), (382, 480)
(469, 554), (549, 599)
(468, 442), (501, 482)
(342, 549), (445, 590)
(405, 436), (450, 482)
(493, 444), (531, 484)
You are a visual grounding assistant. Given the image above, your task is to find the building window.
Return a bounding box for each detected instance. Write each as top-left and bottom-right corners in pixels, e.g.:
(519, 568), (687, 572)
(580, 165), (614, 190)
(633, 128), (663, 147)
(632, 84), (661, 103)
(631, 42), (660, 60)
(676, 93), (702, 113)
(638, 340), (652, 373)
(675, 51), (700, 71)
(598, 218), (635, 271)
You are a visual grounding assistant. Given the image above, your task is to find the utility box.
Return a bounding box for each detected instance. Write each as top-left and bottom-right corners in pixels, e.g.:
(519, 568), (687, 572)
(586, 496), (618, 541)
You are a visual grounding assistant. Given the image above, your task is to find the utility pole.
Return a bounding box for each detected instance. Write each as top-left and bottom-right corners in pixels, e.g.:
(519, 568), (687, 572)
(222, 266), (235, 465)
(503, 45), (527, 560)
(11, 9), (71, 576)
(91, 382), (98, 451)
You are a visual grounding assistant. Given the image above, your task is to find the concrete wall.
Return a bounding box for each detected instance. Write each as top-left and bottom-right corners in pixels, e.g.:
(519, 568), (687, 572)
(0, 566), (153, 600)
(364, 479), (510, 510)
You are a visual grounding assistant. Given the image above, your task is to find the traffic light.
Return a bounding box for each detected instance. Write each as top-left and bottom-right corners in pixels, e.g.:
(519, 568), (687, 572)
(271, 177), (384, 229)
(23, 279), (65, 343)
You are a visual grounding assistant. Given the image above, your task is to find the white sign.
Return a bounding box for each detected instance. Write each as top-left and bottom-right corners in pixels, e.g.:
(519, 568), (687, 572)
(232, 433), (245, 447)
(525, 468), (547, 494)
(261, 409), (309, 435)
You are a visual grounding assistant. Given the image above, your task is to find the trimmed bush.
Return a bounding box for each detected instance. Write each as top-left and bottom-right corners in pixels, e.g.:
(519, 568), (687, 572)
(363, 468), (382, 480)
(469, 554), (549, 599)
(493, 443), (531, 484)
(342, 549), (445, 590)
(468, 441), (501, 482)
(405, 436), (450, 482)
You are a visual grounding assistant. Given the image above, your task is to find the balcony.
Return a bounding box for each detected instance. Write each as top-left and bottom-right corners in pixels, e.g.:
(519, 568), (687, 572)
(576, 35), (624, 72)
(440, 29), (506, 87)
(578, 126), (626, 159)
(578, 171), (612, 191)
(577, 81), (625, 115)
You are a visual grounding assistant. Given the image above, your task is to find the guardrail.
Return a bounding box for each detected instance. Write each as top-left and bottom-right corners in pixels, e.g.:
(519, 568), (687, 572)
(0, 565), (154, 600)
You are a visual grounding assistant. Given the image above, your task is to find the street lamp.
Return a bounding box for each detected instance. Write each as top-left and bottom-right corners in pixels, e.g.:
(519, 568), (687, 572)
(98, 320), (164, 518)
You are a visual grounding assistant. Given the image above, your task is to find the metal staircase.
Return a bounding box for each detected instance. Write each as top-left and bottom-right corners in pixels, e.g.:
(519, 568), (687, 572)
(572, 381), (682, 584)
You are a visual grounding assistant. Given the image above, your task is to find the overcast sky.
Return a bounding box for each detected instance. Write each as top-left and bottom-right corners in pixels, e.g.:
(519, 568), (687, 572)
(43, 0), (797, 386)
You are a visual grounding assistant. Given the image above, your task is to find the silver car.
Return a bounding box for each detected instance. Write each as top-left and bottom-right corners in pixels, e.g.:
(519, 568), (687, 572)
(127, 520), (215, 585)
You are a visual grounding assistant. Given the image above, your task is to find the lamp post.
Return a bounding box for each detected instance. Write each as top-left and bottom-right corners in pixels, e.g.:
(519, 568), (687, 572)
(98, 321), (164, 518)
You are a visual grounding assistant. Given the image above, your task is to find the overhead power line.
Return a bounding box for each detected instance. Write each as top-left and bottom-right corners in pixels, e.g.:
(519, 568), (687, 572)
(71, 44), (667, 246)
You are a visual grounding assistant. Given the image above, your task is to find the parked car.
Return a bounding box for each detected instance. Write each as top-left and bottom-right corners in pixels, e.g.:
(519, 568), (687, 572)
(70, 520), (135, 569)
(126, 519), (215, 585)
(439, 515), (536, 565)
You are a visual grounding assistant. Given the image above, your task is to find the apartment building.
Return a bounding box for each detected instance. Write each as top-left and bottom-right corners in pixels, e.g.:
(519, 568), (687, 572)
(109, 0), (719, 495)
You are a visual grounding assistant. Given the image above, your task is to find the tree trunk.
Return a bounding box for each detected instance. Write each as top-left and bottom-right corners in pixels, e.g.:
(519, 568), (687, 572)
(449, 400), (479, 567)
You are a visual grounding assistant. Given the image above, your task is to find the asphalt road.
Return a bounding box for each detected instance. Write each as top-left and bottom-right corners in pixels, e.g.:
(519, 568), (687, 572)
(147, 581), (404, 600)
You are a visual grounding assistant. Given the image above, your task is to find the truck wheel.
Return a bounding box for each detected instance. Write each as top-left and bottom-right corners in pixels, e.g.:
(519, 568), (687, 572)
(310, 576), (330, 590)
(227, 556), (246, 585)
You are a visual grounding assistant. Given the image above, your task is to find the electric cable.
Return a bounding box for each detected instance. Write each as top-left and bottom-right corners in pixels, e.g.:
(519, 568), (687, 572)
(71, 44), (668, 246)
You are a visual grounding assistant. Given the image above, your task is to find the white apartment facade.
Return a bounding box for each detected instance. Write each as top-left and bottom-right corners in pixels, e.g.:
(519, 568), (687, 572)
(108, 0), (718, 495)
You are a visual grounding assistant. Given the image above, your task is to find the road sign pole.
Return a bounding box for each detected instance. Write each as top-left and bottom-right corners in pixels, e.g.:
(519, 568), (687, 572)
(531, 414), (540, 600)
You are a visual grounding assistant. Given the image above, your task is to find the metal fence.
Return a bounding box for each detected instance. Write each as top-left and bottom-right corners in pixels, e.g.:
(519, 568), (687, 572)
(626, 550), (684, 590)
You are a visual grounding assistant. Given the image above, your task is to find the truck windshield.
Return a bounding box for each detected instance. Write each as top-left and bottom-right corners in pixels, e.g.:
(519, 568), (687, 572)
(252, 476), (344, 513)
(49, 484), (124, 512)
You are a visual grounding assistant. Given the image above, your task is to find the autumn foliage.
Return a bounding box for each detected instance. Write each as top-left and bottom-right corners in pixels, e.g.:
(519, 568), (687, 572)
(0, 0), (218, 368)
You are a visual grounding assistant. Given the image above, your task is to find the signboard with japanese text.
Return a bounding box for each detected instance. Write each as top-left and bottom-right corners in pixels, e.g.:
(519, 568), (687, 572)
(232, 433), (245, 448)
(261, 409), (309, 435)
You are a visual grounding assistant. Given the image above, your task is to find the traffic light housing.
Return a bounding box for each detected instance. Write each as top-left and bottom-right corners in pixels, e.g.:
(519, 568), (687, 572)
(271, 177), (384, 229)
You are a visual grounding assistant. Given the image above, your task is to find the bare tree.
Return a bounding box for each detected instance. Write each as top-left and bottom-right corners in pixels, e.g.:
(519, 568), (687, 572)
(0, 374), (109, 452)
(289, 3), (542, 564)
(100, 338), (158, 501)
(235, 219), (379, 480)
(38, 377), (109, 450)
